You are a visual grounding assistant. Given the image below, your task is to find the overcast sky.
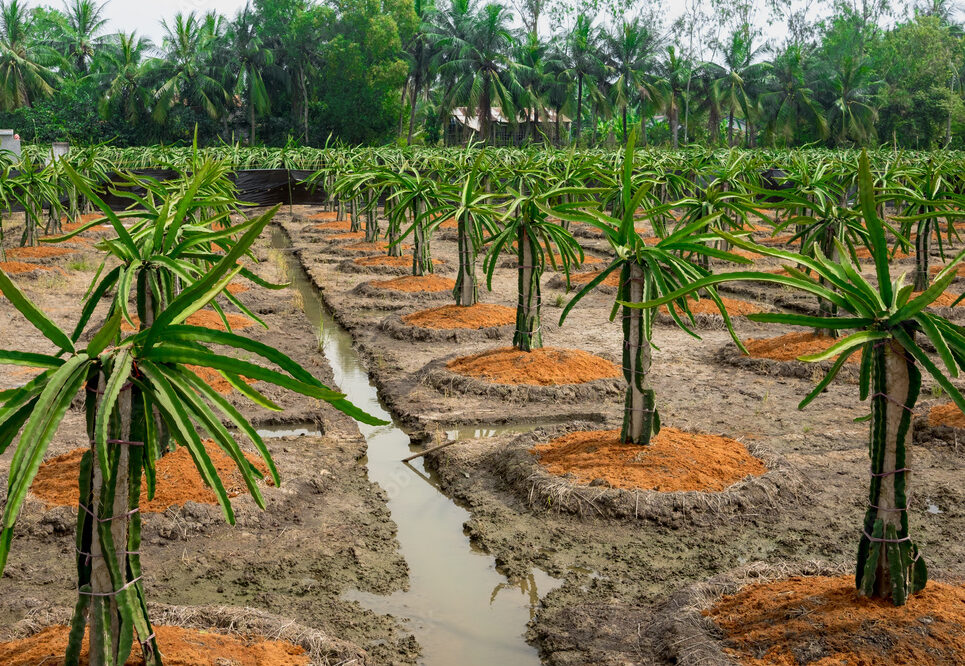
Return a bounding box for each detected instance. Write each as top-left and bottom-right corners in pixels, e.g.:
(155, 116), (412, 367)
(23, 0), (251, 43)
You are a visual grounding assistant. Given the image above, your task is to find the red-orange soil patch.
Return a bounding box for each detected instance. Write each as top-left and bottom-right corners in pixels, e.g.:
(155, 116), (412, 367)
(532, 428), (766, 492)
(186, 364), (255, 395)
(705, 575), (965, 666)
(60, 213), (103, 232)
(307, 211), (338, 221)
(928, 402), (965, 428)
(226, 283), (250, 296)
(913, 291), (962, 307)
(660, 295), (763, 317)
(447, 347), (620, 385)
(120, 311), (253, 334)
(343, 242), (409, 253)
(330, 232), (364, 241)
(312, 220), (352, 231)
(31, 442), (270, 512)
(855, 246), (910, 260)
(730, 248), (763, 260)
(0, 261), (53, 274)
(0, 624), (307, 665)
(931, 264), (965, 278)
(5, 246), (74, 260)
(353, 255), (413, 268)
(401, 303), (516, 330)
(439, 217), (458, 229)
(745, 332), (860, 364)
(370, 275), (455, 293)
(570, 270), (621, 288)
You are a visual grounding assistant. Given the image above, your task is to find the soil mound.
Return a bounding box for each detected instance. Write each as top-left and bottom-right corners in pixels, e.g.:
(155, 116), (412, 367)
(928, 402), (965, 428)
(31, 443), (269, 512)
(343, 242), (408, 253)
(226, 283), (250, 296)
(330, 232), (364, 241)
(855, 246), (910, 260)
(915, 291), (962, 307)
(0, 261), (53, 275)
(745, 332), (859, 363)
(121, 311), (253, 334)
(447, 347), (620, 386)
(402, 303), (516, 330)
(0, 624), (307, 665)
(570, 270), (621, 288)
(532, 428), (766, 492)
(756, 234), (794, 246)
(438, 217), (458, 229)
(370, 275), (454, 293)
(6, 246), (74, 260)
(186, 364), (254, 394)
(312, 220), (352, 232)
(705, 575), (965, 666)
(308, 211), (338, 221)
(660, 295), (762, 317)
(931, 264), (965, 278)
(354, 255), (415, 268)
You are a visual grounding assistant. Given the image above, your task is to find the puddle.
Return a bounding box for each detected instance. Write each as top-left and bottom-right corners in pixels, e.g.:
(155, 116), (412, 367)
(270, 229), (561, 665)
(255, 424), (323, 439)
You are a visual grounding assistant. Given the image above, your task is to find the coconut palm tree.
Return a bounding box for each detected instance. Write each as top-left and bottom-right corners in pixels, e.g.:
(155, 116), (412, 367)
(763, 43), (828, 146)
(434, 1), (520, 144)
(827, 53), (878, 146)
(602, 16), (661, 144)
(98, 32), (155, 124)
(0, 0), (59, 110)
(402, 0), (437, 145)
(705, 23), (769, 146)
(654, 45), (690, 148)
(228, 3), (275, 145)
(561, 14), (604, 143)
(153, 11), (228, 125)
(61, 0), (109, 74)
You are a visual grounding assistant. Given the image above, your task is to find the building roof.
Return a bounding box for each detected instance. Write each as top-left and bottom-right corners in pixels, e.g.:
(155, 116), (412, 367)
(451, 107), (570, 130)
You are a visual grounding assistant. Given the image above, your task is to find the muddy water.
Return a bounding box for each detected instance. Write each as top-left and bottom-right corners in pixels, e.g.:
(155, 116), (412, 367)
(270, 230), (560, 665)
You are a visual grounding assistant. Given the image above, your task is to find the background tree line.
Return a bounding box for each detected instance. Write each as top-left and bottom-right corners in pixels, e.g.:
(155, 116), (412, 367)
(0, 0), (962, 149)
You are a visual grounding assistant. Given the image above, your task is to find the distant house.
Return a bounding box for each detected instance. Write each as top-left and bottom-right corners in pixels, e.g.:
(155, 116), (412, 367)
(445, 107), (571, 146)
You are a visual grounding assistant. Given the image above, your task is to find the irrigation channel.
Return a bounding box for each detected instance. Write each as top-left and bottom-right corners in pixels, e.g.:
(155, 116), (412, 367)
(269, 228), (562, 665)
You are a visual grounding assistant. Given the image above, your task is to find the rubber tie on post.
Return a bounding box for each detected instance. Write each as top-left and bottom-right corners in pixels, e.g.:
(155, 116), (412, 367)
(870, 393), (915, 413)
(79, 504), (140, 523)
(870, 467), (912, 477)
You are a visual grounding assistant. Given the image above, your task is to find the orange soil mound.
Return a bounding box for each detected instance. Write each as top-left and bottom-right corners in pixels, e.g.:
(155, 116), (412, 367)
(928, 402), (965, 428)
(855, 246), (910, 260)
(370, 275), (455, 293)
(914, 291), (962, 307)
(730, 248), (763, 260)
(6, 246), (74, 259)
(660, 295), (763, 317)
(121, 311), (253, 334)
(186, 364), (254, 395)
(343, 242), (408, 253)
(0, 261), (52, 274)
(745, 332), (860, 364)
(401, 303), (516, 330)
(60, 213), (103, 232)
(570, 270), (621, 288)
(447, 347), (620, 386)
(354, 255), (413, 268)
(0, 624), (307, 665)
(308, 211), (338, 221)
(330, 232), (364, 241)
(226, 283), (250, 296)
(931, 264), (965, 278)
(31, 442), (270, 512)
(705, 575), (965, 666)
(532, 428), (766, 492)
(437, 217), (458, 229)
(312, 220), (352, 231)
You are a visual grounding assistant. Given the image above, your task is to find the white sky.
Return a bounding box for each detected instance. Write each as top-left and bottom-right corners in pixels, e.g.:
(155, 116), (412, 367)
(23, 0), (251, 43)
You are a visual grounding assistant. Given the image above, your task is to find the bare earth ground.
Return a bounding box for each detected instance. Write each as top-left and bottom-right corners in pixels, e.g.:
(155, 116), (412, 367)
(279, 206), (965, 665)
(0, 207), (963, 665)
(0, 216), (417, 664)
